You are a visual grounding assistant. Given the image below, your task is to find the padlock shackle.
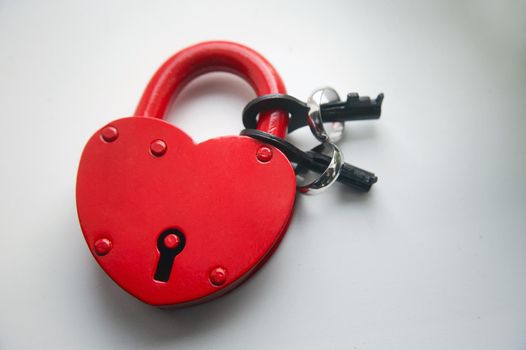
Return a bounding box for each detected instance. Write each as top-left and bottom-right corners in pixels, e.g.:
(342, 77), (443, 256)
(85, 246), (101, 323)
(135, 41), (289, 138)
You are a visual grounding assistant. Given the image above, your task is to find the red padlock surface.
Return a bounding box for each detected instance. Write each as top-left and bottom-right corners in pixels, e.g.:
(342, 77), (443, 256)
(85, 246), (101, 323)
(76, 41), (296, 306)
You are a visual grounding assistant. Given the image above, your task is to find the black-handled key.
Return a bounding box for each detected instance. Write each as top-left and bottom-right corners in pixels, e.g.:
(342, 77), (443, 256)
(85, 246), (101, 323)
(242, 92), (384, 134)
(154, 229), (186, 282)
(240, 129), (378, 191)
(303, 150), (377, 191)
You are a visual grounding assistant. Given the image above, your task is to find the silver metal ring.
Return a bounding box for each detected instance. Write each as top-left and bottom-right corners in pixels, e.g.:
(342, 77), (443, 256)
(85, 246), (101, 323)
(296, 142), (344, 195)
(306, 87), (344, 143)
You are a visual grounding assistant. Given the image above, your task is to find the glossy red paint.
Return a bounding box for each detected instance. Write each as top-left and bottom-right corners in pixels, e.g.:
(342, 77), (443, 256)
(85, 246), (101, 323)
(76, 41), (296, 306)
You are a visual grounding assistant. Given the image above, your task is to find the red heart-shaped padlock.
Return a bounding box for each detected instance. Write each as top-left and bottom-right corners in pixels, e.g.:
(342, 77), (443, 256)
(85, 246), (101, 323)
(76, 41), (296, 306)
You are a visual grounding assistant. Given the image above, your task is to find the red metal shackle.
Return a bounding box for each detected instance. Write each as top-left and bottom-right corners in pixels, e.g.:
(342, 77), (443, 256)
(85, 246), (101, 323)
(135, 41), (289, 138)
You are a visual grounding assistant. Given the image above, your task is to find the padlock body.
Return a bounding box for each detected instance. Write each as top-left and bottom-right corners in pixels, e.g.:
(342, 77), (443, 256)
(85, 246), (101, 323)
(76, 117), (296, 306)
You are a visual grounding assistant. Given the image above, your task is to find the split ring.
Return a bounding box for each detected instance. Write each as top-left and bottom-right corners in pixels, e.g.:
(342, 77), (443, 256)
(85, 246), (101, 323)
(306, 87), (344, 143)
(296, 141), (344, 194)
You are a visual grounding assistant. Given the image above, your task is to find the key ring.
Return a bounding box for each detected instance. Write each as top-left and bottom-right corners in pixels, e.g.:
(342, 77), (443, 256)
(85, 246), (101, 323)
(296, 141), (344, 194)
(302, 87), (345, 192)
(307, 87), (344, 143)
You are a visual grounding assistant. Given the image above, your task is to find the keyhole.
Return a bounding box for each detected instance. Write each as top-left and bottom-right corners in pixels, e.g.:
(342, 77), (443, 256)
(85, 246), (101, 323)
(154, 229), (186, 282)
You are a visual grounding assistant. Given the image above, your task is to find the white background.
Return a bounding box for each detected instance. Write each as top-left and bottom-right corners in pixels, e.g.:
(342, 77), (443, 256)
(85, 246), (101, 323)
(1, 0), (525, 349)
